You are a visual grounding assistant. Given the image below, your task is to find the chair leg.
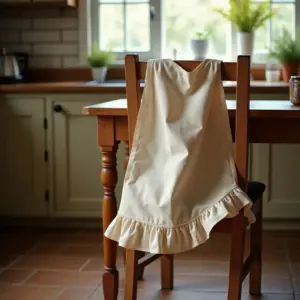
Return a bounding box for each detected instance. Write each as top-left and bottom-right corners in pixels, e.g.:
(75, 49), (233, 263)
(124, 249), (139, 300)
(160, 254), (174, 290)
(249, 197), (263, 296)
(137, 251), (146, 280)
(123, 249), (145, 280)
(228, 211), (246, 300)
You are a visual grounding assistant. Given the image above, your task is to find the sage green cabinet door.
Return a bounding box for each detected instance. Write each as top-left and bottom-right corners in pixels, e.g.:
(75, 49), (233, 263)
(0, 97), (47, 216)
(50, 99), (125, 217)
(251, 144), (300, 219)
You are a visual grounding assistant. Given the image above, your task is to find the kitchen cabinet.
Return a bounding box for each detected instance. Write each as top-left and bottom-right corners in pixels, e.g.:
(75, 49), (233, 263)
(251, 144), (300, 219)
(0, 0), (76, 7)
(0, 92), (299, 227)
(48, 95), (125, 217)
(0, 96), (47, 216)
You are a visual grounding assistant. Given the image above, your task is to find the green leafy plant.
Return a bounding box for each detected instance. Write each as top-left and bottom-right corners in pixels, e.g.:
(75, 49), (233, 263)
(194, 31), (211, 40)
(86, 42), (116, 68)
(213, 0), (278, 32)
(268, 27), (300, 63)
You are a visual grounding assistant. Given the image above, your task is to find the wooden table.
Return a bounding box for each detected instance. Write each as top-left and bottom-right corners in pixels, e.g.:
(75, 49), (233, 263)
(83, 99), (300, 300)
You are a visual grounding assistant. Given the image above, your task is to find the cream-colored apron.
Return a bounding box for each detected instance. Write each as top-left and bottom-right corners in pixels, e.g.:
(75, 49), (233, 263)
(105, 59), (255, 254)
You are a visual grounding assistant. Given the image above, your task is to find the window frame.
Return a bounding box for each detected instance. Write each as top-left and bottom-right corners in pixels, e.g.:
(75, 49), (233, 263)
(79, 0), (300, 65)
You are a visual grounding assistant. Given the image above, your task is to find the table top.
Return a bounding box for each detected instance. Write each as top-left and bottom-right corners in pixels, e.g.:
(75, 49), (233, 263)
(0, 80), (289, 94)
(83, 99), (300, 119)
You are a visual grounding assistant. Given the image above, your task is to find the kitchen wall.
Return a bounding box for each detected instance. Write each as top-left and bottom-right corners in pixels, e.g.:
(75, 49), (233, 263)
(0, 7), (80, 68)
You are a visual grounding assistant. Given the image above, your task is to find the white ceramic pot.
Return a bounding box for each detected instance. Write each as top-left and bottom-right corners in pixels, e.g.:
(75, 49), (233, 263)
(92, 67), (108, 82)
(190, 39), (209, 60)
(237, 32), (253, 56)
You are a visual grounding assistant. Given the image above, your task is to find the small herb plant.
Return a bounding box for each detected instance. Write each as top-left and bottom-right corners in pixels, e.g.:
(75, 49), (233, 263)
(268, 28), (300, 63)
(87, 42), (116, 68)
(213, 0), (278, 32)
(194, 31), (211, 40)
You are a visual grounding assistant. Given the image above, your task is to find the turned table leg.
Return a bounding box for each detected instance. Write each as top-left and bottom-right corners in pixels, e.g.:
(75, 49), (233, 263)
(101, 143), (119, 300)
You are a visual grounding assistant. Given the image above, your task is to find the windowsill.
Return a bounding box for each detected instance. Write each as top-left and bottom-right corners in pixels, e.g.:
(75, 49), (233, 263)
(0, 80), (289, 94)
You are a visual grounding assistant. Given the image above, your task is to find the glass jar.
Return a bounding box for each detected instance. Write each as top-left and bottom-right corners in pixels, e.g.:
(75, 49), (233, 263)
(265, 61), (281, 82)
(289, 76), (300, 105)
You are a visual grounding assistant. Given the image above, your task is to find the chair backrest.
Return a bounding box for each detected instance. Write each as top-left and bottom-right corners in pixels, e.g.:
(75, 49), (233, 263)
(124, 55), (250, 192)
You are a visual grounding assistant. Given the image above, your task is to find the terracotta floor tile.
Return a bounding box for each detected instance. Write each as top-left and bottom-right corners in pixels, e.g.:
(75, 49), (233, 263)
(292, 277), (300, 294)
(11, 255), (89, 270)
(0, 232), (41, 255)
(287, 248), (300, 262)
(44, 231), (102, 244)
(88, 288), (105, 300)
(242, 294), (294, 300)
(29, 242), (102, 257)
(262, 261), (290, 277)
(55, 288), (95, 300)
(290, 262), (300, 277)
(0, 254), (20, 268)
(91, 288), (294, 300)
(89, 288), (229, 300)
(27, 270), (102, 287)
(242, 275), (293, 294)
(0, 284), (62, 300)
(146, 259), (229, 275)
(0, 229), (298, 300)
(0, 269), (34, 283)
(120, 273), (229, 292)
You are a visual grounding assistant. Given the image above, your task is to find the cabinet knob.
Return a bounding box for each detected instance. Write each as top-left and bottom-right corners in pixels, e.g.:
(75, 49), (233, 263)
(53, 104), (63, 113)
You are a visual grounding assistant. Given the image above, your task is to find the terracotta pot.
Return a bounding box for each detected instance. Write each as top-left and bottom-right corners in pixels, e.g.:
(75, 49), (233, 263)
(281, 63), (299, 82)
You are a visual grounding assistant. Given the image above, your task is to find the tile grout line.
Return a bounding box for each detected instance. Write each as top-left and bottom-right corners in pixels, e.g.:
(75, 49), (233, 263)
(79, 258), (92, 272)
(18, 269), (39, 285)
(4, 234), (54, 271)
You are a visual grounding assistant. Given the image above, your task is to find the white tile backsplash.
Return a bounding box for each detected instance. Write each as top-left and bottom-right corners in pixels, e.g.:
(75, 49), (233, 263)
(33, 18), (78, 30)
(1, 19), (31, 30)
(0, 7), (80, 68)
(22, 31), (61, 43)
(33, 43), (78, 55)
(5, 44), (32, 54)
(62, 30), (78, 42)
(62, 56), (79, 67)
(0, 31), (20, 43)
(29, 56), (62, 68)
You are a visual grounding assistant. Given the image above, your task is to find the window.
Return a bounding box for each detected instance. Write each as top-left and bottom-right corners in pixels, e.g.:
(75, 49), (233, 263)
(89, 0), (297, 62)
(253, 0), (296, 62)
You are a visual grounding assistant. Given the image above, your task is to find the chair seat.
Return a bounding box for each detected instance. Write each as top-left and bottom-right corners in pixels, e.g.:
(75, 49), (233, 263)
(247, 180), (266, 203)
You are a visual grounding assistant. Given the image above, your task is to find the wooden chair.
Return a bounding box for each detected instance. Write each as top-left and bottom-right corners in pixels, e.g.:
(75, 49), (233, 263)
(123, 54), (266, 300)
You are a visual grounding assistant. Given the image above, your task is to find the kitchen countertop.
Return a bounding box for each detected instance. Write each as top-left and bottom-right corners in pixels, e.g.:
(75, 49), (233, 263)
(0, 80), (289, 94)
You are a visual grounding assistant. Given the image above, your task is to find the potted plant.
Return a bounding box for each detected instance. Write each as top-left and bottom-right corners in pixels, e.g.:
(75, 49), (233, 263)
(268, 27), (300, 82)
(214, 0), (278, 57)
(190, 31), (211, 60)
(87, 42), (116, 82)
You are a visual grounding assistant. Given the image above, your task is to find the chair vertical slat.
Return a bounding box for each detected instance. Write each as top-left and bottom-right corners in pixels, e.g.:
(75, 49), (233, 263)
(235, 56), (250, 192)
(125, 55), (141, 150)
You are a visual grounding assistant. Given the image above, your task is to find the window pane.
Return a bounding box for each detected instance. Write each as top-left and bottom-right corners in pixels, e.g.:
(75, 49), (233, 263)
(99, 4), (124, 51)
(253, 25), (269, 53)
(164, 0), (231, 59)
(271, 3), (295, 46)
(252, 2), (269, 54)
(126, 3), (150, 51)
